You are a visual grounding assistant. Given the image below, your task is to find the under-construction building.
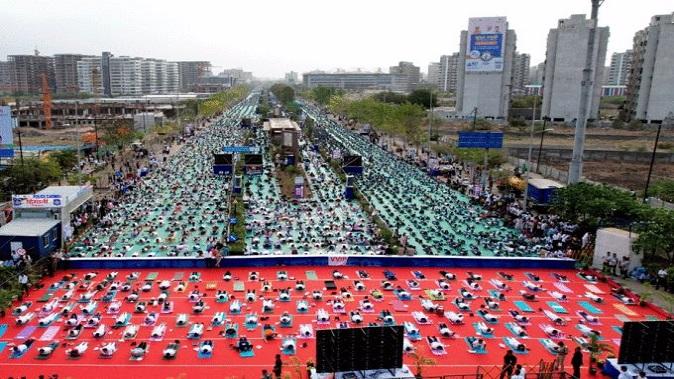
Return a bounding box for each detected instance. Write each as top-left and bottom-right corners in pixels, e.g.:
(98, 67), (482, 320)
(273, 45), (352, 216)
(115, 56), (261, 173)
(7, 54), (55, 94)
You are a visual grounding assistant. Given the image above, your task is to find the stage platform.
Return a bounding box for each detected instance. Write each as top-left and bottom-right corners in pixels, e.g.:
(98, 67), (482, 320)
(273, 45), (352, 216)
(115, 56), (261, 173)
(64, 254), (577, 270)
(604, 359), (674, 379)
(1, 266), (669, 379)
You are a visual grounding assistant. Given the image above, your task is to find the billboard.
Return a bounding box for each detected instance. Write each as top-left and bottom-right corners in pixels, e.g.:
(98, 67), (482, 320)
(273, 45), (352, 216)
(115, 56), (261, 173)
(12, 194), (64, 208)
(0, 106), (14, 158)
(465, 17), (507, 72)
(457, 131), (504, 148)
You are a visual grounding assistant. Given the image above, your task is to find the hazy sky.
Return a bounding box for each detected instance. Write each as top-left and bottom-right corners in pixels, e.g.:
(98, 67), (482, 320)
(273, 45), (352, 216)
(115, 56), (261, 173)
(0, 0), (670, 79)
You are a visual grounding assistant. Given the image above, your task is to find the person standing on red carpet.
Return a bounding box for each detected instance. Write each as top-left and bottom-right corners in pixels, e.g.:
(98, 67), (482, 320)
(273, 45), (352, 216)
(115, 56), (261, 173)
(273, 354), (283, 379)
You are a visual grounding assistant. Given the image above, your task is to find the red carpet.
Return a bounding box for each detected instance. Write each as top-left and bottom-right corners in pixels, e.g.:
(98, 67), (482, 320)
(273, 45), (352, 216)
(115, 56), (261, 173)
(0, 267), (666, 379)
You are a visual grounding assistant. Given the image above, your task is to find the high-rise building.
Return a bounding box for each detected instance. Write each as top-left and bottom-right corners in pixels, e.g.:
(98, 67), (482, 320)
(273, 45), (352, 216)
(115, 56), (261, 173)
(77, 57), (103, 96)
(456, 17), (517, 119)
(512, 53), (531, 95)
(101, 52), (113, 96)
(54, 54), (91, 95)
(438, 53), (460, 93)
(528, 62), (545, 85)
(8, 54), (55, 94)
(303, 72), (393, 90)
(624, 13), (674, 123)
(285, 71), (299, 84)
(542, 14), (609, 121)
(0, 61), (13, 93)
(427, 63), (441, 89)
(607, 51), (632, 86)
(219, 69), (253, 83)
(178, 61), (211, 92)
(389, 61), (420, 92)
(109, 56), (143, 96)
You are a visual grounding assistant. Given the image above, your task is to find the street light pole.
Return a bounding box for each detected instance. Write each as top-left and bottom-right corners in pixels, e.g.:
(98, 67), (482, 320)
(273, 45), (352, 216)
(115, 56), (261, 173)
(522, 95), (538, 211)
(643, 112), (672, 202)
(536, 117), (550, 172)
(569, 0), (604, 183)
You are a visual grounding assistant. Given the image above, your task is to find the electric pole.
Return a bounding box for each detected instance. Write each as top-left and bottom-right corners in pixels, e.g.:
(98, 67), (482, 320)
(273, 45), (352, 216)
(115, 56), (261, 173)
(569, 0), (604, 184)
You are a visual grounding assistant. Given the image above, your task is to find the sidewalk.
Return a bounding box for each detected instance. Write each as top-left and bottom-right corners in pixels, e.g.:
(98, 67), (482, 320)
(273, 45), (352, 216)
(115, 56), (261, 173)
(609, 275), (674, 315)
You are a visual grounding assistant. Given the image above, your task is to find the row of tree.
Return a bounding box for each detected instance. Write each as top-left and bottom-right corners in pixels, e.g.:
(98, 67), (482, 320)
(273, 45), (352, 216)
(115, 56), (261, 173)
(551, 182), (674, 263)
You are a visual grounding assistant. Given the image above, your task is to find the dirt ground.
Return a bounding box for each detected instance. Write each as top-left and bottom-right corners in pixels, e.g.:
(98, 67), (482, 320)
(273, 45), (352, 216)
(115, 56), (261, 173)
(547, 159), (674, 190)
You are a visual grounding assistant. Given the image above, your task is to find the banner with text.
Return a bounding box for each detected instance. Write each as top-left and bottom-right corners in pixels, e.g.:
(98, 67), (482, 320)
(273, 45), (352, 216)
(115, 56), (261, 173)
(465, 17), (506, 72)
(328, 256), (349, 266)
(12, 194), (63, 208)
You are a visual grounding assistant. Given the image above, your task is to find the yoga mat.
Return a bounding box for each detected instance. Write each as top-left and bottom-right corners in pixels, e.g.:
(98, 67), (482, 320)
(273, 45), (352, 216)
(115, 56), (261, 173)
(37, 292), (53, 302)
(15, 325), (37, 340)
(547, 301), (568, 314)
(611, 326), (623, 335)
(503, 338), (528, 355)
(172, 272), (185, 281)
(145, 272), (159, 281)
(584, 284), (605, 294)
(613, 303), (638, 317)
(615, 314), (631, 322)
(578, 301), (602, 315)
(306, 271), (318, 280)
(39, 326), (60, 341)
(513, 301), (534, 313)
(0, 342), (6, 353)
(646, 315), (660, 321)
(553, 283), (572, 293)
(0, 324), (7, 338)
(233, 281), (245, 292)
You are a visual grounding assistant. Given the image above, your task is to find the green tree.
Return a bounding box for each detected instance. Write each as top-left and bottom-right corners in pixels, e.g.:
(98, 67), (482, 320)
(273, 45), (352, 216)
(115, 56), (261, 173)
(650, 179), (674, 203)
(407, 89), (438, 109)
(48, 150), (78, 172)
(270, 83), (295, 104)
(373, 91), (407, 105)
(633, 208), (674, 263)
(0, 158), (62, 199)
(394, 103), (427, 145)
(551, 183), (645, 230)
(510, 95), (542, 109)
(310, 86), (343, 105)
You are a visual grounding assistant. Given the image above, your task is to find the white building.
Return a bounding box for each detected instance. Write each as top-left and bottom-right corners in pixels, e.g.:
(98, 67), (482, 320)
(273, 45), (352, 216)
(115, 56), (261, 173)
(607, 51), (632, 86)
(456, 17), (517, 119)
(439, 53), (460, 93)
(390, 61), (420, 92)
(542, 14), (609, 122)
(427, 62), (441, 89)
(77, 57), (103, 96)
(624, 13), (674, 123)
(109, 56), (143, 96)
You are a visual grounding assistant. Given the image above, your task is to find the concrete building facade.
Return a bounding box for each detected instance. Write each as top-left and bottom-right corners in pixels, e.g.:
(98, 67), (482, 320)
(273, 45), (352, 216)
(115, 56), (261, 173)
(542, 14), (609, 122)
(109, 56), (143, 96)
(7, 54), (55, 94)
(427, 62), (441, 89)
(76, 57), (103, 96)
(456, 17), (517, 119)
(54, 54), (90, 95)
(439, 53), (460, 93)
(0, 61), (13, 93)
(389, 61), (420, 92)
(178, 61), (211, 92)
(607, 51), (632, 86)
(528, 61), (545, 85)
(512, 52), (530, 95)
(303, 72), (393, 90)
(624, 13), (674, 123)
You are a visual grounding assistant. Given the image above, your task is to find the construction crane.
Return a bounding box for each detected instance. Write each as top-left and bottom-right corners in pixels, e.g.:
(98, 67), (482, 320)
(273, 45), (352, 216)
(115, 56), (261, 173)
(41, 73), (52, 129)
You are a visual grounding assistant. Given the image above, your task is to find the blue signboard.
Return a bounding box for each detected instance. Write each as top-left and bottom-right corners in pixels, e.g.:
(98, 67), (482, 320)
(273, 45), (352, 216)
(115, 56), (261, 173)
(0, 106), (14, 158)
(223, 146), (258, 154)
(457, 131), (504, 149)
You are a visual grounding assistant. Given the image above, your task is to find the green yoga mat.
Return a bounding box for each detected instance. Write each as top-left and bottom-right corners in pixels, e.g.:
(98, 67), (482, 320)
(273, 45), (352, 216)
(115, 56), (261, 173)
(306, 271), (318, 280)
(547, 301), (568, 314)
(578, 301), (602, 314)
(233, 281), (245, 292)
(144, 272), (159, 281)
(37, 292), (53, 302)
(172, 272), (184, 281)
(513, 300), (534, 313)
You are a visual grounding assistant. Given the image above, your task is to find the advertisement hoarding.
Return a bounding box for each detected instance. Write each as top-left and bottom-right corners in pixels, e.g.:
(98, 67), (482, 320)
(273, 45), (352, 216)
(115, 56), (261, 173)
(0, 105), (14, 158)
(12, 194), (63, 208)
(465, 17), (507, 72)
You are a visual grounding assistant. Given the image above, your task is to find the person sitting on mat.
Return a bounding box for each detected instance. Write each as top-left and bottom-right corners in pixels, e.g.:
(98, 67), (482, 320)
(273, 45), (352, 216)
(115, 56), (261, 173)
(200, 340), (214, 355)
(263, 324), (276, 340)
(427, 336), (445, 353)
(237, 337), (252, 352)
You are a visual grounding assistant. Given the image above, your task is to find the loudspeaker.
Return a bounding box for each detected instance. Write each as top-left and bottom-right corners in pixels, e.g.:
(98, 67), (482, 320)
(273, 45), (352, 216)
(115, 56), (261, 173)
(316, 325), (403, 373)
(619, 321), (674, 364)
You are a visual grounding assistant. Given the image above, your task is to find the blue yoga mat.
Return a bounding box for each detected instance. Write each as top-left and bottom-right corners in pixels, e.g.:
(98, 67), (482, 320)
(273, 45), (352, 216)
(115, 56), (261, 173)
(578, 301), (603, 314)
(464, 338), (488, 354)
(514, 301), (534, 313)
(547, 301), (568, 314)
(503, 338), (528, 355)
(0, 342), (7, 353)
(0, 324), (8, 338)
